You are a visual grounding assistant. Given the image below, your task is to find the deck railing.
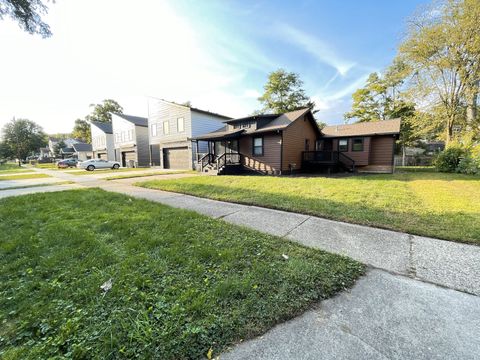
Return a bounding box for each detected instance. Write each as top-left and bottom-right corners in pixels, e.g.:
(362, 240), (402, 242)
(199, 153), (215, 172)
(216, 152), (241, 171)
(302, 150), (356, 172)
(302, 151), (338, 163)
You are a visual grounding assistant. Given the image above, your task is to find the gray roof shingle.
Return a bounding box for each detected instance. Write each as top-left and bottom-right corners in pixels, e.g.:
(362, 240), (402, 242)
(113, 113), (148, 127)
(91, 121), (113, 134)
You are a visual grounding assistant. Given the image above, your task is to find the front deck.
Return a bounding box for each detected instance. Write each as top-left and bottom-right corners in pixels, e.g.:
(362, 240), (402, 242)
(302, 151), (356, 173)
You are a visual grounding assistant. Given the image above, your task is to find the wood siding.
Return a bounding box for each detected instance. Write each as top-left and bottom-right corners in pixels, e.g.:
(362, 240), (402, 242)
(332, 137), (371, 166)
(239, 134), (281, 174)
(282, 115), (318, 171)
(369, 136), (395, 166)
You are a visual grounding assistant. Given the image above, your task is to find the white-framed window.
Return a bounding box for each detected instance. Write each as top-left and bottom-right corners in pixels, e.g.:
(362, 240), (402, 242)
(177, 117), (185, 132)
(128, 129), (134, 141)
(151, 123), (157, 137)
(163, 121), (170, 135)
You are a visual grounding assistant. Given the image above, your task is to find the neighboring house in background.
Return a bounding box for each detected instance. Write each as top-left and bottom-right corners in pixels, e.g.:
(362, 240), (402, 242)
(111, 113), (150, 167)
(192, 109), (401, 175)
(39, 147), (50, 158)
(48, 137), (81, 157)
(90, 121), (115, 160)
(59, 142), (93, 161)
(148, 98), (231, 169)
(72, 143), (93, 161)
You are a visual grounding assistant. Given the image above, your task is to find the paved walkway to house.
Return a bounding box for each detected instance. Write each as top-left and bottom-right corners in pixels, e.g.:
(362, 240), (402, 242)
(4, 167), (480, 358)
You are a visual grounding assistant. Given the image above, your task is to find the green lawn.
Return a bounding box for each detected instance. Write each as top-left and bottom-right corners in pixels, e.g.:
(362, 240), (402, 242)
(0, 173), (51, 181)
(138, 172), (480, 245)
(0, 164), (33, 174)
(0, 189), (363, 359)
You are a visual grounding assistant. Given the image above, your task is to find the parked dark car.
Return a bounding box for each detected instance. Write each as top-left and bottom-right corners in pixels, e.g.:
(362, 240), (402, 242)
(57, 159), (78, 168)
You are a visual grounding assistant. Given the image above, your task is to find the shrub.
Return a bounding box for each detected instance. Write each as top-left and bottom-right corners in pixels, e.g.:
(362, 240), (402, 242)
(433, 145), (466, 172)
(456, 155), (479, 174)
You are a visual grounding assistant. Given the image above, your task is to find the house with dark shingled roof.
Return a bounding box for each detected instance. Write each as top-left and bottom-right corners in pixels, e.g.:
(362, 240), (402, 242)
(192, 109), (400, 175)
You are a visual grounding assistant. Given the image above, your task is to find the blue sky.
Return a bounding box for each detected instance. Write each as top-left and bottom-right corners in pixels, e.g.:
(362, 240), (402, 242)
(0, 0), (428, 133)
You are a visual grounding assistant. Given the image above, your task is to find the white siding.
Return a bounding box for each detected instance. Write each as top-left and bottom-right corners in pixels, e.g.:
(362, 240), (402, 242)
(112, 114), (150, 167)
(90, 123), (115, 160)
(148, 98), (192, 145)
(147, 98), (228, 169)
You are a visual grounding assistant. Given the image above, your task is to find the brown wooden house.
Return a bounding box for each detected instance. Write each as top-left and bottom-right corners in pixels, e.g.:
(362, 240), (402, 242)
(191, 108), (400, 175)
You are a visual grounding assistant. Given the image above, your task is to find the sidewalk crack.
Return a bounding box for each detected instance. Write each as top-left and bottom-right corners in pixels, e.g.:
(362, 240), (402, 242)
(216, 210), (241, 219)
(408, 234), (417, 278)
(282, 216), (311, 238)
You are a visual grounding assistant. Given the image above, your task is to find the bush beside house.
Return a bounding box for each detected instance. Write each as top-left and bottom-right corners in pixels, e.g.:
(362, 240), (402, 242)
(434, 143), (480, 175)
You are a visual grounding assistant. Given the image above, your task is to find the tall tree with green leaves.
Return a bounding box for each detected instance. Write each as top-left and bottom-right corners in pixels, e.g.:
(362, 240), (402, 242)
(0, 0), (52, 37)
(258, 69), (315, 113)
(1, 118), (47, 165)
(397, 0), (480, 144)
(72, 99), (123, 143)
(345, 59), (413, 123)
(85, 99), (124, 123)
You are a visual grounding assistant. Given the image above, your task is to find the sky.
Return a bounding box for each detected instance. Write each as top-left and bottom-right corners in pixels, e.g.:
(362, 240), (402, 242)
(0, 0), (429, 134)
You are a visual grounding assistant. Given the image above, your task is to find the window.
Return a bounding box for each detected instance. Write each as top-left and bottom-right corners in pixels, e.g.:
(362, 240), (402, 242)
(163, 121), (170, 135)
(128, 130), (134, 141)
(352, 138), (364, 151)
(151, 123), (157, 137)
(253, 137), (263, 156)
(338, 139), (348, 152)
(177, 117), (185, 132)
(305, 139), (310, 151)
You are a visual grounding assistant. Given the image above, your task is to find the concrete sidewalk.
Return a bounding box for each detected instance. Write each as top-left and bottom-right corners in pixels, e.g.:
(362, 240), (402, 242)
(7, 167), (480, 359)
(14, 166), (480, 296)
(100, 182), (480, 296)
(222, 269), (480, 360)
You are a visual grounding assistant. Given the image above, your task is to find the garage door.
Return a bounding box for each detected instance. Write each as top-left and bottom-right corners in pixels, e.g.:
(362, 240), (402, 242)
(122, 151), (136, 167)
(163, 147), (189, 169)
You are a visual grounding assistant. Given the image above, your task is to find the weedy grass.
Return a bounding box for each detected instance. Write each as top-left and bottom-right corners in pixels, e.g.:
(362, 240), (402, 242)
(138, 171), (480, 245)
(0, 164), (33, 174)
(0, 173), (51, 181)
(0, 189), (364, 359)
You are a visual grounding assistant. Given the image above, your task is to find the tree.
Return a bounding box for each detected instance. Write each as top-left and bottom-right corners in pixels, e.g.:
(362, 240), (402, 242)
(71, 99), (123, 143)
(71, 119), (91, 143)
(0, 0), (52, 37)
(85, 99), (123, 123)
(345, 60), (413, 123)
(258, 69), (315, 113)
(1, 118), (47, 165)
(397, 0), (480, 144)
(52, 140), (66, 158)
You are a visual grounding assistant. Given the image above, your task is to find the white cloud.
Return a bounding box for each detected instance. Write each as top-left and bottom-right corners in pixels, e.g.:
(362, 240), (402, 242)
(276, 24), (355, 75)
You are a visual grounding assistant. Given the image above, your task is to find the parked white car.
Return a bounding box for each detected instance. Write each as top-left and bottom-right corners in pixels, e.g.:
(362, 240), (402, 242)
(77, 159), (121, 171)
